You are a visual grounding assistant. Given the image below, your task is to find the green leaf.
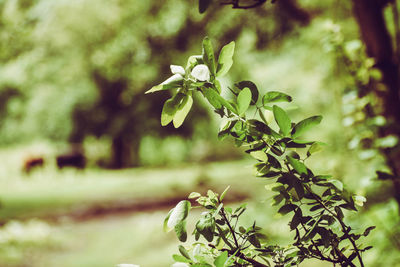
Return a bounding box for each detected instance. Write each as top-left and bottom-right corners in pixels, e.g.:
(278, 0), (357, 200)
(248, 233), (261, 248)
(217, 41), (235, 77)
(286, 156), (308, 175)
(273, 105), (291, 136)
(354, 195), (366, 206)
(220, 186), (230, 202)
(335, 206), (344, 220)
(329, 179), (343, 191)
(316, 226), (331, 247)
(237, 87), (251, 115)
(172, 254), (191, 263)
(202, 37), (216, 76)
(179, 245), (192, 260)
(363, 226), (376, 236)
(145, 74), (184, 94)
(164, 209), (174, 232)
(203, 88), (222, 109)
(167, 200), (191, 229)
(218, 119), (237, 140)
(291, 116), (322, 139)
(248, 119), (280, 138)
(307, 142), (325, 156)
(291, 177), (305, 201)
(278, 204), (297, 215)
(175, 221), (188, 242)
(290, 209), (302, 230)
(161, 93), (185, 126)
(203, 87), (236, 113)
(235, 81), (259, 105)
(196, 214), (215, 242)
(214, 251), (228, 267)
(186, 55), (203, 70)
(173, 93), (193, 128)
(189, 192), (201, 199)
(263, 91), (292, 105)
(250, 150), (269, 161)
(272, 193), (284, 206)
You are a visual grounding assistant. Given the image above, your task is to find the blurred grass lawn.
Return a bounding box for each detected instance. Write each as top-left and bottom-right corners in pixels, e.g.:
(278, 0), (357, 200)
(0, 156), (391, 267)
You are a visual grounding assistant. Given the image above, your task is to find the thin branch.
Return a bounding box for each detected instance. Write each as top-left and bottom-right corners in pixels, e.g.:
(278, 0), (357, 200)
(220, 208), (240, 248)
(303, 184), (363, 267)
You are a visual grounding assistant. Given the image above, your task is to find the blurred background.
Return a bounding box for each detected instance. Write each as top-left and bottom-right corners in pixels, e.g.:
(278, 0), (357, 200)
(0, 0), (399, 266)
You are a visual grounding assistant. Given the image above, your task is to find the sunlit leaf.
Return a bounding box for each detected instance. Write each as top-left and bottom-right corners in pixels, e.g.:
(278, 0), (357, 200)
(167, 200), (191, 229)
(217, 41), (235, 77)
(273, 105), (291, 136)
(188, 192), (201, 199)
(161, 94), (185, 126)
(235, 81), (259, 105)
(237, 87), (251, 115)
(173, 93), (193, 128)
(286, 155), (308, 175)
(145, 74), (183, 94)
(307, 142), (326, 156)
(202, 37), (216, 75)
(250, 150), (269, 161)
(263, 91), (292, 105)
(203, 88), (236, 113)
(214, 251), (228, 267)
(164, 209), (174, 232)
(220, 186), (230, 202)
(291, 116), (322, 139)
(329, 179), (343, 191)
(354, 195), (366, 206)
(172, 254), (191, 263)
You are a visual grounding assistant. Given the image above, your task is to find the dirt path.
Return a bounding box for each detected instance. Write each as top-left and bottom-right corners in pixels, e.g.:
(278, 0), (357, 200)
(9, 190), (249, 224)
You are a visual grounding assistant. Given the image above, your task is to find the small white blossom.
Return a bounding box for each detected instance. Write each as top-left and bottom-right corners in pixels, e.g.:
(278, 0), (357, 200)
(191, 64), (210, 81)
(170, 65), (186, 76)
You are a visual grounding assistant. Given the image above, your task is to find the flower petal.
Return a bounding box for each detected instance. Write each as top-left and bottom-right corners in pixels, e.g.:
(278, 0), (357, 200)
(191, 64), (210, 81)
(170, 65), (186, 76)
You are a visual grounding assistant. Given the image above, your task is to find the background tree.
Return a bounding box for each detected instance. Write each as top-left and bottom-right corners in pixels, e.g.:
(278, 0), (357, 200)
(0, 0), (315, 167)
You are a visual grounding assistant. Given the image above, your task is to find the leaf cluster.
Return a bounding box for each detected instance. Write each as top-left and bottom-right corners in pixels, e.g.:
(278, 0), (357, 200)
(147, 37), (373, 267)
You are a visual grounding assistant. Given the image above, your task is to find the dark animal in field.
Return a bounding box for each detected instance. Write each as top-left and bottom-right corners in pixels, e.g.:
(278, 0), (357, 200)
(23, 156), (44, 174)
(56, 149), (86, 169)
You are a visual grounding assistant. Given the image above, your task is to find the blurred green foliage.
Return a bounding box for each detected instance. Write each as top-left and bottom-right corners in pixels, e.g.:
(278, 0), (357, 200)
(0, 0), (330, 167)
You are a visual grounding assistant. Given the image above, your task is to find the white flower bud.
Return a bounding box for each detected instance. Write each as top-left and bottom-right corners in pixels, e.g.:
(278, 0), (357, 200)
(191, 64), (210, 81)
(170, 65), (186, 76)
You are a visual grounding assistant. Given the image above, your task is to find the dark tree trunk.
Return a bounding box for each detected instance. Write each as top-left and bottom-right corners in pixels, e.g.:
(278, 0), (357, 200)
(111, 136), (140, 169)
(352, 0), (400, 205)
